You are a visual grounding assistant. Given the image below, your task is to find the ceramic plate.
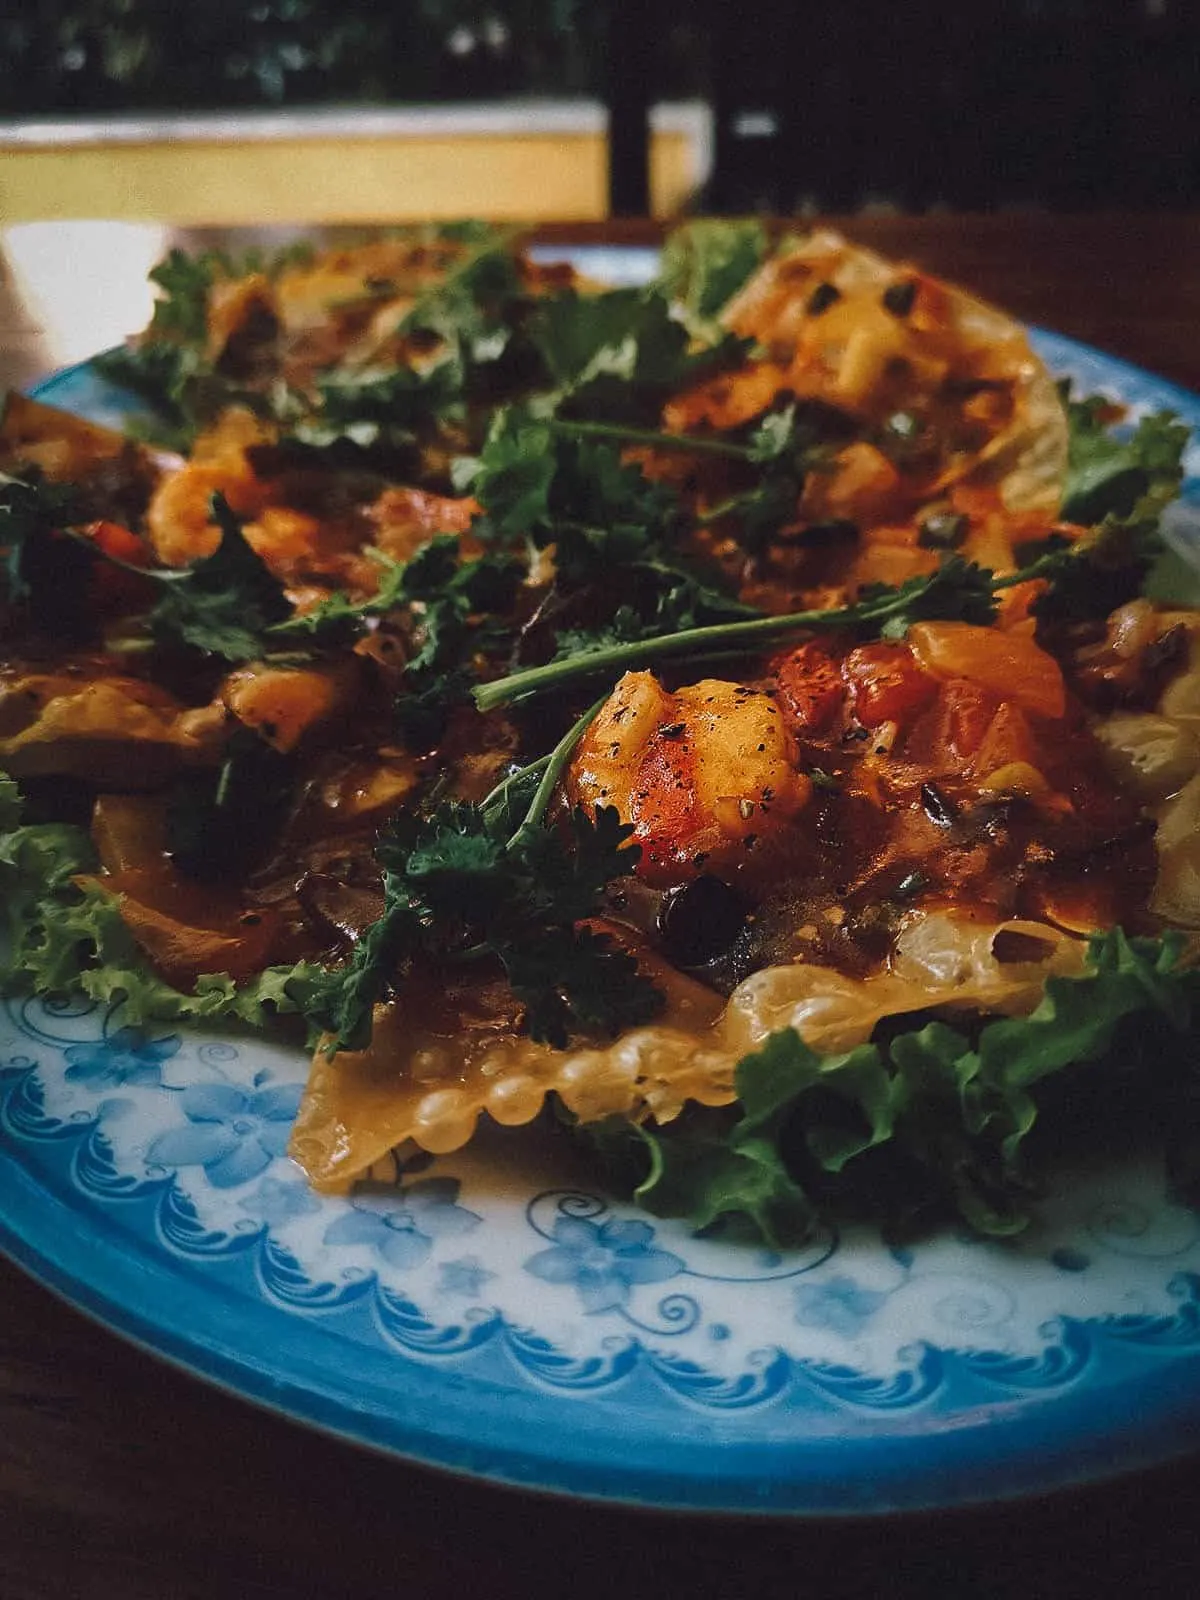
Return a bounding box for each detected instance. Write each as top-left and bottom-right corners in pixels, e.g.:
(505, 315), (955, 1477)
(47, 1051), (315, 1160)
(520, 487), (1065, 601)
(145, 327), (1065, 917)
(3, 247), (1200, 1515)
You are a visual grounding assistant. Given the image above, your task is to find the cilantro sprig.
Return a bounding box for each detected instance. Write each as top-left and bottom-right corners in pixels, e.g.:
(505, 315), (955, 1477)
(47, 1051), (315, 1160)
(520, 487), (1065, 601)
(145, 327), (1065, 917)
(659, 218), (769, 336)
(473, 555), (998, 711)
(282, 360), (465, 456)
(1030, 392), (1191, 622)
(457, 407), (758, 655)
(541, 405), (855, 556)
(528, 283), (750, 425)
(93, 248), (266, 451)
(343, 224), (525, 374)
(305, 699), (664, 1052)
(1060, 391), (1189, 525)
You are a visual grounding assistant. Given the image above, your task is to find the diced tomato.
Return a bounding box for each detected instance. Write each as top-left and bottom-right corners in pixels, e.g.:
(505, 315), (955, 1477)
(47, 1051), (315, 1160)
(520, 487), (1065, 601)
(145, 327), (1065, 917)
(82, 519), (150, 567)
(842, 643), (938, 729)
(631, 738), (699, 858)
(923, 678), (999, 766)
(78, 519), (154, 612)
(772, 642), (845, 734)
(907, 621), (1066, 720)
(970, 701), (1039, 778)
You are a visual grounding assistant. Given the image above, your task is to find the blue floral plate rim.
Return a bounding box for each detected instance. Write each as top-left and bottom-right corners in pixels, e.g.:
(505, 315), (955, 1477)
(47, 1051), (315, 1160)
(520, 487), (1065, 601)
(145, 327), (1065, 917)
(7, 1043), (1200, 1518)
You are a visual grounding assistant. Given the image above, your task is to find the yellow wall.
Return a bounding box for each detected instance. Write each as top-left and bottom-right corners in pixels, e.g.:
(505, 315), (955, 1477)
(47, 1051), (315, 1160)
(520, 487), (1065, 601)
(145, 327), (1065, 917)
(0, 131), (695, 223)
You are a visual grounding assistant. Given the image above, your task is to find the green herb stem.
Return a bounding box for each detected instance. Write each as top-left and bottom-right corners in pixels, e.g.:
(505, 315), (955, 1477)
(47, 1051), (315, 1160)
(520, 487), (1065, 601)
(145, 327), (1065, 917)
(694, 491), (756, 524)
(479, 752), (554, 815)
(506, 696), (607, 849)
(474, 591), (911, 712)
(546, 417), (757, 462)
(474, 539), (1097, 713)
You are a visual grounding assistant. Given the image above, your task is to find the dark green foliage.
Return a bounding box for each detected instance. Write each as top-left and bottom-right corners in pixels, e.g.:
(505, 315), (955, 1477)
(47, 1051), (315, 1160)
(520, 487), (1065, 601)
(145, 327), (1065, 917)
(147, 493), (292, 659)
(0, 473), (95, 637)
(306, 794), (663, 1053)
(165, 726), (296, 882)
(529, 284), (749, 424)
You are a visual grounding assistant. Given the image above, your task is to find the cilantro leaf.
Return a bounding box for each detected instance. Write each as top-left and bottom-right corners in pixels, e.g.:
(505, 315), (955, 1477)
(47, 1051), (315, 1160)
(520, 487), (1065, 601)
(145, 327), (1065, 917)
(460, 407), (756, 659)
(1032, 483), (1188, 626)
(270, 529), (519, 736)
(347, 226), (527, 386)
(659, 218), (768, 330)
(305, 716), (663, 1056)
(461, 407), (679, 568)
(400, 535), (522, 684)
(529, 285), (748, 424)
(148, 493), (292, 660)
(93, 342), (213, 453)
(455, 407), (559, 544)
(284, 359), (465, 456)
(93, 249), (257, 449)
(1060, 393), (1189, 525)
(705, 402), (851, 554)
(1021, 393), (1191, 622)
(872, 555), (999, 636)
(142, 247), (232, 344)
(268, 549), (410, 641)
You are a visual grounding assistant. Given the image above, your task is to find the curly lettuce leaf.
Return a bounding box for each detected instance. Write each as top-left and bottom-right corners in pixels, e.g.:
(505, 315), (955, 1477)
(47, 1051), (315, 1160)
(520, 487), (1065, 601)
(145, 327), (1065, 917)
(0, 776), (325, 1035)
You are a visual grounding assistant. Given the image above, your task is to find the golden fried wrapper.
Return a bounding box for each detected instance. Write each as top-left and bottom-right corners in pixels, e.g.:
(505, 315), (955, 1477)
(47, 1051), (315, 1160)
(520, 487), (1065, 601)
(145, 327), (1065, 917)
(289, 914), (1087, 1191)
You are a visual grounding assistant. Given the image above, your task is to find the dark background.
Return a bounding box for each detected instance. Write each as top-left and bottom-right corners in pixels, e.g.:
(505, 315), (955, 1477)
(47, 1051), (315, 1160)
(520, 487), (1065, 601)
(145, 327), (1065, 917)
(4, 1253), (1200, 1600)
(4, 0), (1200, 213)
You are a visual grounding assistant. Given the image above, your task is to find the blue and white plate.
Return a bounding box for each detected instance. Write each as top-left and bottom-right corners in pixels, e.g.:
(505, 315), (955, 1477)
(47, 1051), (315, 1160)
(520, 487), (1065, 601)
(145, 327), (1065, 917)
(3, 248), (1200, 1515)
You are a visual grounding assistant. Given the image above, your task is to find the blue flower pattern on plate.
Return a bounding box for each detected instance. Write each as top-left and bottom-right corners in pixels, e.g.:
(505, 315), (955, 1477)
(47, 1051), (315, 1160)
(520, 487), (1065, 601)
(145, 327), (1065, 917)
(793, 1274), (889, 1337)
(525, 1216), (685, 1313)
(323, 1179), (481, 1269)
(146, 1080), (302, 1189)
(237, 1172), (321, 1226)
(64, 1026), (180, 1088)
(438, 1256), (495, 1297)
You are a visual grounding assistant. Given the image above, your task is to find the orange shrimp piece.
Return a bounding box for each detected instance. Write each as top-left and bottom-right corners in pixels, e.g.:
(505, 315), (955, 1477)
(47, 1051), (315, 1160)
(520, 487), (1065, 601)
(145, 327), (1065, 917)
(568, 671), (812, 887)
(367, 486), (479, 562)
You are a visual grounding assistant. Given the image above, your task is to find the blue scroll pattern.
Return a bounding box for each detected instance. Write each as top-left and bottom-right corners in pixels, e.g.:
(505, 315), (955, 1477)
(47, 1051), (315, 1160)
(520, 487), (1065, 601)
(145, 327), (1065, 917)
(6, 991), (1200, 1425)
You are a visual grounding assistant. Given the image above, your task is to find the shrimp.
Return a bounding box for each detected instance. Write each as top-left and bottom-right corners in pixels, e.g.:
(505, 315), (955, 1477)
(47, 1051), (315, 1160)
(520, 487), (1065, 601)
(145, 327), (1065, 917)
(567, 671), (813, 888)
(144, 408), (272, 566)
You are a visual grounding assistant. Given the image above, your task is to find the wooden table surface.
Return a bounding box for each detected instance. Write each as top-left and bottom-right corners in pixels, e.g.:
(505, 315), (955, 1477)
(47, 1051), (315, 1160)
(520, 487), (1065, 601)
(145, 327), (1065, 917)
(3, 212), (1200, 1600)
